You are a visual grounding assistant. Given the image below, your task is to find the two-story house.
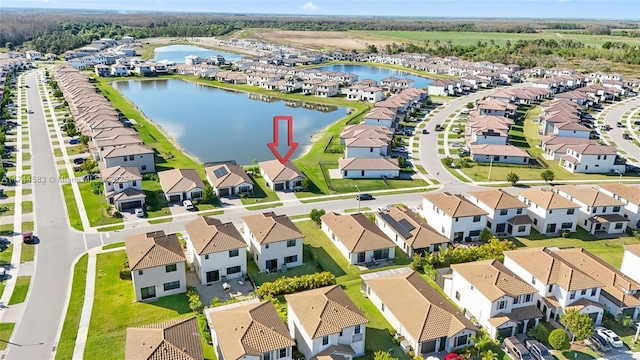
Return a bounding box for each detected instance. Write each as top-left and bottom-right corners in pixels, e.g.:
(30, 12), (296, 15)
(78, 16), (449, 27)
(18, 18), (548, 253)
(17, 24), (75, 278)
(561, 144), (624, 174)
(184, 216), (247, 285)
(124, 231), (187, 302)
(375, 206), (450, 257)
(361, 267), (477, 355)
(321, 212), (396, 265)
(598, 183), (640, 229)
(206, 299), (295, 360)
(102, 144), (156, 174)
(468, 189), (532, 236)
(620, 244), (640, 284)
(420, 192), (488, 242)
(100, 166), (146, 211)
(503, 248), (604, 324)
(315, 81), (340, 97)
(242, 212), (303, 273)
(285, 285), (368, 359)
(553, 185), (629, 235)
(445, 260), (542, 338)
(518, 189), (580, 235)
(363, 107), (396, 128)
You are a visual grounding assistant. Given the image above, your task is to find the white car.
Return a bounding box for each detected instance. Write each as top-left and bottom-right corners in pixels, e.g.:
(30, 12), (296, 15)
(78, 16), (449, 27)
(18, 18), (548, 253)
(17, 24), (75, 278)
(134, 208), (144, 218)
(183, 200), (195, 211)
(377, 204), (392, 212)
(596, 326), (624, 348)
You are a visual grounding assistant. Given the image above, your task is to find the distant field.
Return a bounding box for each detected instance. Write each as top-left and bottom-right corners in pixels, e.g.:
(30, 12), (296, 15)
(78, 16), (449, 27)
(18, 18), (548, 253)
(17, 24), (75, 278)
(367, 30), (640, 47)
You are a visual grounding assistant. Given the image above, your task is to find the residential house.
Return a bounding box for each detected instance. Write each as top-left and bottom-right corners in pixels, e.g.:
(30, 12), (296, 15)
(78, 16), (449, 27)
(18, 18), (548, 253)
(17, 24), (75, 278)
(158, 168), (205, 203)
(100, 166), (146, 211)
(560, 144), (624, 174)
(321, 212), (396, 265)
(111, 64), (128, 77)
(124, 231), (187, 302)
(344, 138), (389, 159)
(102, 144), (155, 174)
(552, 122), (591, 139)
(95, 64), (111, 77)
(518, 189), (580, 235)
(285, 285), (368, 359)
(242, 212), (303, 272)
(95, 135), (144, 158)
(125, 317), (203, 360)
(477, 99), (517, 118)
(361, 267), (477, 355)
(315, 81), (340, 97)
(470, 144), (531, 165)
(205, 163), (254, 198)
(258, 160), (305, 192)
(184, 216), (247, 284)
(364, 107), (396, 128)
(444, 260), (542, 338)
(598, 183), (640, 229)
(375, 206), (450, 257)
(420, 192), (488, 242)
(206, 300), (295, 360)
(468, 189), (532, 236)
(621, 244), (640, 284)
(554, 185), (628, 235)
(338, 158), (399, 179)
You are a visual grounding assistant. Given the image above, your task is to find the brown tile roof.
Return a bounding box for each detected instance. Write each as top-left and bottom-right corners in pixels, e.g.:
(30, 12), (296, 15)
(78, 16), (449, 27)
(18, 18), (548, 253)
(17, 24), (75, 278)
(488, 305), (543, 328)
(519, 189), (581, 210)
(375, 207), (449, 249)
(94, 135), (144, 148)
(338, 157), (399, 171)
(624, 244), (640, 258)
(158, 169), (205, 194)
(340, 124), (393, 141)
(599, 183), (640, 206)
(344, 137), (388, 148)
(205, 164), (254, 189)
(285, 285), (368, 339)
(504, 248), (600, 291)
(321, 212), (395, 253)
(103, 144), (154, 158)
(452, 259), (537, 302)
(125, 317), (203, 360)
(208, 300), (295, 359)
(567, 144), (617, 155)
(258, 160), (305, 182)
(554, 185), (624, 207)
(125, 231), (186, 271)
(362, 268), (476, 342)
(423, 192), (488, 218)
(242, 212), (303, 245)
(100, 166), (142, 183)
(92, 127), (138, 139)
(113, 188), (146, 202)
(185, 216), (246, 255)
(469, 189), (528, 210)
(470, 144), (531, 158)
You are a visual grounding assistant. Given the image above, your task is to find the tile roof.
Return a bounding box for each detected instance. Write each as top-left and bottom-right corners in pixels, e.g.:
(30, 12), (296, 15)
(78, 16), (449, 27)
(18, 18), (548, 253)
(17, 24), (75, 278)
(518, 189), (581, 210)
(103, 144), (154, 158)
(567, 144), (617, 155)
(258, 160), (305, 182)
(375, 207), (449, 249)
(158, 169), (205, 194)
(599, 183), (640, 206)
(242, 212), (303, 245)
(205, 164), (254, 189)
(423, 192), (488, 218)
(321, 212), (395, 253)
(100, 166), (142, 183)
(362, 268), (476, 342)
(125, 317), (203, 360)
(488, 305), (543, 328)
(125, 231), (186, 271)
(554, 185), (624, 208)
(338, 157), (399, 171)
(185, 216), (247, 255)
(624, 244), (640, 258)
(208, 300), (295, 360)
(452, 259), (537, 302)
(470, 144), (531, 158)
(468, 189), (528, 210)
(285, 285), (368, 339)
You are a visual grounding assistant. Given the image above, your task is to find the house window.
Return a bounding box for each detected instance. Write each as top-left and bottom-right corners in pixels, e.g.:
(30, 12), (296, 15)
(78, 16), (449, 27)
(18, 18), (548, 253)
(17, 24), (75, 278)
(263, 352), (271, 360)
(567, 208), (575, 215)
(455, 334), (469, 347)
(518, 225), (526, 233)
(615, 223), (623, 229)
(279, 348), (287, 359)
(284, 255), (297, 264)
(132, 181), (137, 186)
(229, 249), (239, 257)
(500, 209), (508, 216)
(517, 208), (523, 215)
(163, 281), (180, 291)
(561, 222), (573, 229)
(549, 210), (553, 214)
(602, 207), (607, 213)
(322, 335), (329, 345)
(487, 221), (492, 228)
(141, 286), (156, 299)
(340, 330), (343, 337)
(141, 165), (147, 171)
(129, 155), (134, 161)
(138, 270), (143, 276)
(532, 276), (536, 285)
(165, 264), (177, 273)
(525, 294), (532, 302)
(513, 296), (520, 304)
(355, 324), (361, 334)
(591, 288), (597, 296)
(204, 254), (209, 260)
(287, 239), (296, 247)
(119, 183), (124, 189)
(570, 291), (576, 300)
(581, 289), (587, 295)
(469, 230), (481, 237)
(497, 301), (506, 310)
(227, 265), (241, 275)
(613, 206), (621, 213)
(373, 248), (389, 260)
(473, 215), (481, 222)
(361, 170), (365, 176)
(123, 156), (127, 162)
(548, 285), (553, 292)
(381, 303), (385, 311)
(265, 244), (269, 249)
(455, 291), (460, 300)
(455, 217), (458, 222)
(533, 218), (538, 225)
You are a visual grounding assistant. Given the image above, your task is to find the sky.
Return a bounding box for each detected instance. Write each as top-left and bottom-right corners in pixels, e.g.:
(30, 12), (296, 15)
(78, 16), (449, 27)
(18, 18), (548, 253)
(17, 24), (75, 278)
(2, 0), (639, 20)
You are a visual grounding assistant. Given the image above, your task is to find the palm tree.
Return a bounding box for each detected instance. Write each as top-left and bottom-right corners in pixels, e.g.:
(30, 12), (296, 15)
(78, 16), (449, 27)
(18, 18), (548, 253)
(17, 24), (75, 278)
(482, 349), (499, 360)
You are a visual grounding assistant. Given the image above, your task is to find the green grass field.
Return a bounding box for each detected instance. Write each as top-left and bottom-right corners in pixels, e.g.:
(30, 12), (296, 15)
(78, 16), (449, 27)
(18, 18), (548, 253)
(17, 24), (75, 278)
(78, 182), (123, 227)
(0, 323), (15, 351)
(55, 254), (89, 360)
(62, 184), (84, 231)
(8, 276), (31, 305)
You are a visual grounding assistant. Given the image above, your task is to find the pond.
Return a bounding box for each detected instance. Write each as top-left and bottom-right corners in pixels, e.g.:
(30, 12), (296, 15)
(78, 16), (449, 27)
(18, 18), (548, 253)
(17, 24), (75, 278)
(313, 64), (433, 88)
(111, 79), (347, 165)
(152, 45), (244, 64)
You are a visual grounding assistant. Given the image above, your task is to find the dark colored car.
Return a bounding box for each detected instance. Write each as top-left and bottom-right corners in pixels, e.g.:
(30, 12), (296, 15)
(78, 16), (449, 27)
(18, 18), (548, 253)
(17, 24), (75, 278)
(422, 129), (429, 134)
(588, 334), (612, 353)
(356, 193), (373, 201)
(73, 157), (86, 165)
(623, 133), (632, 140)
(23, 232), (34, 243)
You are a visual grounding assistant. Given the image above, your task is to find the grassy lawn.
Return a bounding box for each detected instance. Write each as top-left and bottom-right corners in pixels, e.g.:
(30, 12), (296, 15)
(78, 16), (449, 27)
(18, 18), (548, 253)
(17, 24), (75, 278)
(21, 153), (30, 161)
(62, 184), (84, 231)
(78, 182), (123, 227)
(54, 254), (88, 360)
(345, 207), (371, 213)
(0, 224), (13, 236)
(0, 323), (15, 351)
(21, 200), (32, 214)
(85, 250), (193, 360)
(102, 242), (125, 250)
(199, 209), (225, 217)
(20, 242), (35, 263)
(245, 202), (283, 211)
(97, 225), (125, 232)
(20, 220), (34, 231)
(53, 148), (63, 157)
(0, 205), (14, 217)
(22, 188), (31, 196)
(148, 217), (173, 224)
(66, 144), (88, 156)
(240, 175), (280, 205)
(142, 179), (170, 218)
(8, 276), (31, 305)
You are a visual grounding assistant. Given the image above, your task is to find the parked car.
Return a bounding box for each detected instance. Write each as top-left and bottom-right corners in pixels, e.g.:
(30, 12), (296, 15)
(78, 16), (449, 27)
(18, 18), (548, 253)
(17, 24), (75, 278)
(69, 138), (80, 145)
(134, 208), (145, 218)
(634, 120), (640, 126)
(422, 129), (429, 134)
(435, 124), (443, 131)
(616, 122), (624, 128)
(183, 200), (195, 210)
(444, 354), (463, 360)
(623, 133), (632, 140)
(586, 334), (612, 353)
(452, 127), (460, 133)
(377, 204), (393, 212)
(504, 337), (532, 360)
(82, 173), (99, 181)
(525, 339), (553, 360)
(24, 85), (29, 88)
(27, 109), (33, 114)
(451, 142), (463, 147)
(73, 157), (86, 165)
(596, 327), (624, 348)
(1, 162), (16, 168)
(356, 193), (373, 201)
(22, 232), (35, 243)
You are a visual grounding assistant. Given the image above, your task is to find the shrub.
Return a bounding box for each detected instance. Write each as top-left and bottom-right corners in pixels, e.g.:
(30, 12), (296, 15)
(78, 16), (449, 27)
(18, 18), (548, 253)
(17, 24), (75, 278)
(119, 260), (131, 280)
(548, 329), (570, 350)
(255, 272), (336, 298)
(411, 253), (427, 273)
(197, 313), (212, 344)
(527, 323), (551, 343)
(561, 231), (571, 238)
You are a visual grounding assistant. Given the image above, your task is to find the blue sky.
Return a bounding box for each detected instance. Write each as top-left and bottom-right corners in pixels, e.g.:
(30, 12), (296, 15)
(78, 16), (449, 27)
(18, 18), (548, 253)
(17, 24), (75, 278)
(3, 0), (638, 19)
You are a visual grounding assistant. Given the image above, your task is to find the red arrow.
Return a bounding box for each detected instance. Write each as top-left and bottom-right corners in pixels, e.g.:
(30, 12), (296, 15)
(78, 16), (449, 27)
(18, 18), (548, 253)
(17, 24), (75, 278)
(267, 115), (299, 164)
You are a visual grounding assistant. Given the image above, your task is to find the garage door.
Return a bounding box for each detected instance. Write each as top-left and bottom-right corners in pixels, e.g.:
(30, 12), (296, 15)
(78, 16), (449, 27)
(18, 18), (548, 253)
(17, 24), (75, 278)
(121, 200), (142, 210)
(587, 312), (598, 322)
(168, 194), (181, 203)
(218, 188), (230, 197)
(421, 340), (436, 354)
(499, 327), (515, 339)
(274, 182), (285, 191)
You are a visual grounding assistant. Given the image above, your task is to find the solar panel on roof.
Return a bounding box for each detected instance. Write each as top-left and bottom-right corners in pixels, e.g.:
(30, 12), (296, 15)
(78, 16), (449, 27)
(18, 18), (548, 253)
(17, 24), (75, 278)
(213, 167), (228, 179)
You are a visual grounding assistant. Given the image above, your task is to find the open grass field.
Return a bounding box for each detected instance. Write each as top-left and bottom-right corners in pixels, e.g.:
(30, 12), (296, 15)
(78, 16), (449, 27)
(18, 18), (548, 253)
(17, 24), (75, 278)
(55, 254), (88, 360)
(62, 184), (84, 231)
(78, 182), (123, 227)
(8, 276), (30, 305)
(0, 323), (15, 351)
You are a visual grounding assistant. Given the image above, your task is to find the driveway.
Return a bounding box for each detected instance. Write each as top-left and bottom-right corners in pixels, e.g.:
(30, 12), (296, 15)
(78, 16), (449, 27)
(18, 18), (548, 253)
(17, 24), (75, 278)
(601, 96), (640, 165)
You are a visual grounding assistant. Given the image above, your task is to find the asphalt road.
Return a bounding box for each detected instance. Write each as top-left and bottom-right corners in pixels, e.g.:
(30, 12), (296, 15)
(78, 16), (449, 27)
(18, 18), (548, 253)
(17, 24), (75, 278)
(601, 97), (640, 166)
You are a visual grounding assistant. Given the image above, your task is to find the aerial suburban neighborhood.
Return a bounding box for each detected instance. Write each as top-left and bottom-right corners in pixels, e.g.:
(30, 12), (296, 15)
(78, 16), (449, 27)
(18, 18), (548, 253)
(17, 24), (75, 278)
(0, 3), (640, 360)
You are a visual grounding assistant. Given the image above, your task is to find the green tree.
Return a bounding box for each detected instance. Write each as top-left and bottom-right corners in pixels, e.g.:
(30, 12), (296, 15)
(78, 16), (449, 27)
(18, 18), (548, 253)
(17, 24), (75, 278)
(373, 351), (397, 360)
(466, 101), (475, 109)
(81, 157), (97, 173)
(480, 228), (494, 243)
(310, 208), (325, 226)
(411, 253), (427, 273)
(541, 170), (555, 183)
(548, 329), (570, 350)
(507, 171), (520, 185)
(365, 44), (378, 53)
(398, 156), (406, 168)
(202, 183), (214, 203)
(301, 177), (313, 191)
(616, 313), (633, 327)
(560, 308), (594, 341)
(482, 349), (499, 360)
(79, 134), (90, 146)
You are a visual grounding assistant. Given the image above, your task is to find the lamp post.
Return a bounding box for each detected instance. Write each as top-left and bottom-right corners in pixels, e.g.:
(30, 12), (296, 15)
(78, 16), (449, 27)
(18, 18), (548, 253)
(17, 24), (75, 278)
(614, 169), (622, 183)
(486, 155), (493, 180)
(355, 185), (361, 213)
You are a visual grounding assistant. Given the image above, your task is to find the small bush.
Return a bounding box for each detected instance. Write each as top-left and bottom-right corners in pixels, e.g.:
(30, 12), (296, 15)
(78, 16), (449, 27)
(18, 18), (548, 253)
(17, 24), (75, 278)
(527, 323), (551, 343)
(197, 313), (212, 344)
(561, 231), (571, 238)
(255, 272), (336, 298)
(119, 260), (131, 280)
(548, 329), (570, 350)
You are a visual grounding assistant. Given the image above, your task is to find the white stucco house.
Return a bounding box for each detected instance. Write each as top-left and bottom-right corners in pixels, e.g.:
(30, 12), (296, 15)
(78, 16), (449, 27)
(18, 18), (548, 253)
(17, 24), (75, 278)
(363, 107), (396, 128)
(470, 144), (531, 165)
(124, 231), (186, 302)
(344, 138), (389, 159)
(242, 212), (303, 272)
(184, 216), (247, 285)
(468, 189), (531, 236)
(598, 183), (640, 229)
(338, 157), (400, 179)
(621, 244), (640, 284)
(205, 163), (254, 198)
(285, 285), (368, 360)
(100, 166), (146, 211)
(560, 144), (625, 174)
(158, 168), (205, 203)
(420, 192), (488, 242)
(102, 144), (156, 174)
(258, 160), (305, 192)
(518, 189), (580, 235)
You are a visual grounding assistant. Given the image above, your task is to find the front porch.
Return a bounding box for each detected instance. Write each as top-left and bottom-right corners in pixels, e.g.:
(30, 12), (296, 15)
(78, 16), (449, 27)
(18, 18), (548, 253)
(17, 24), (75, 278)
(489, 305), (543, 339)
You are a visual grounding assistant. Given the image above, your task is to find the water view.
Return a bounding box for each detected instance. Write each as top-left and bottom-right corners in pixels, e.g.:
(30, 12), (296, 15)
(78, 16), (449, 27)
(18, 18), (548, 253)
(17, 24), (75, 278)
(313, 64), (433, 88)
(112, 79), (346, 165)
(152, 44), (244, 64)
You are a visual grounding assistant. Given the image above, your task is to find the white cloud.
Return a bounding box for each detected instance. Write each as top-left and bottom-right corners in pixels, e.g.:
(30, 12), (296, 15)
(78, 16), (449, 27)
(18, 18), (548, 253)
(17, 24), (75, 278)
(301, 1), (320, 11)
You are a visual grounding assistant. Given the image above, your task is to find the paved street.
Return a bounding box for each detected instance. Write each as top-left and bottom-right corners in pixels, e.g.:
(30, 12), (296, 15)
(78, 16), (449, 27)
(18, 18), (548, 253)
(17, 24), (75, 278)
(602, 96), (640, 165)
